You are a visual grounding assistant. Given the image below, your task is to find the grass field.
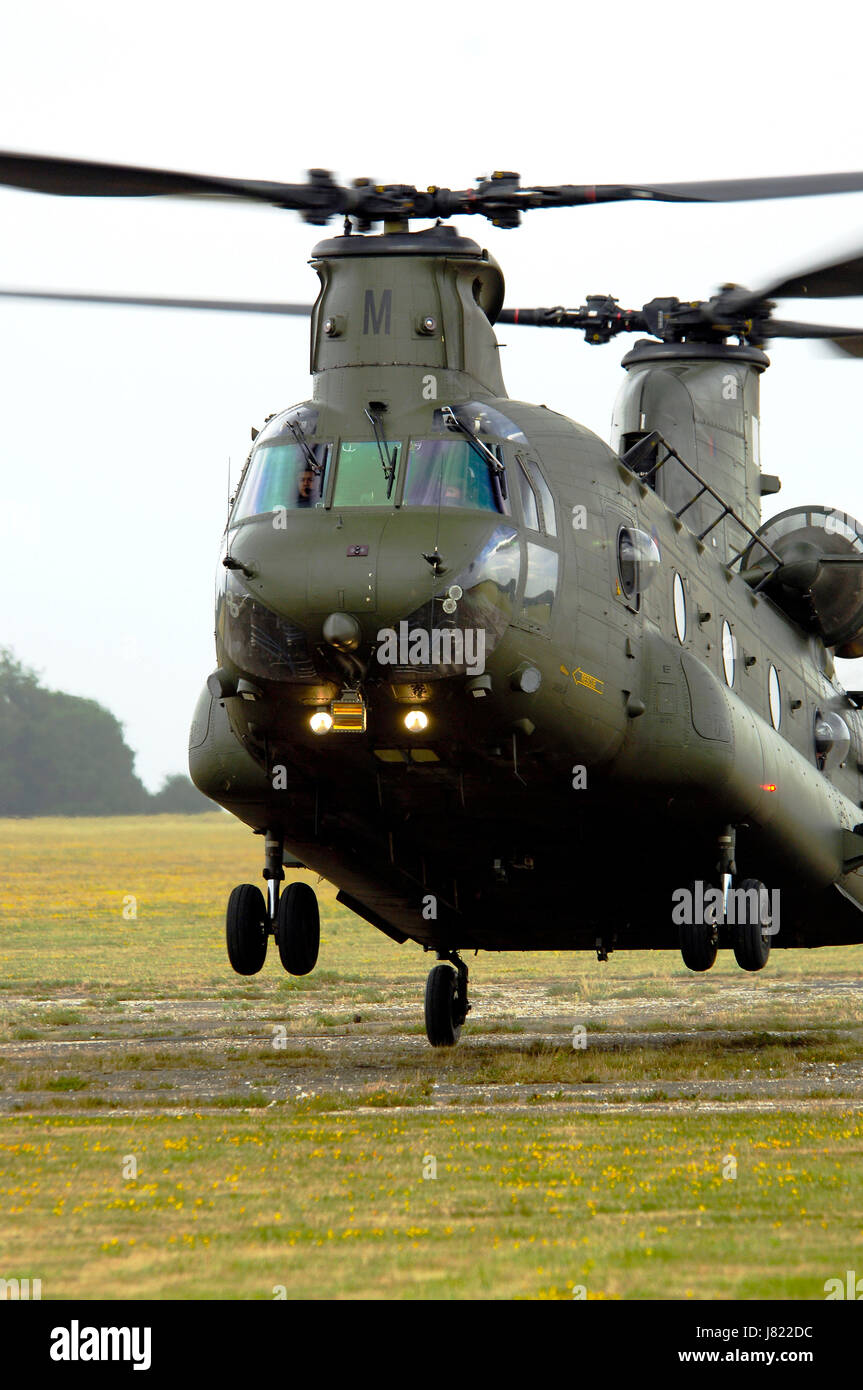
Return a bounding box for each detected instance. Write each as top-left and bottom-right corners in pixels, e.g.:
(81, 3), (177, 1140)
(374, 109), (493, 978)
(1, 814), (862, 1299)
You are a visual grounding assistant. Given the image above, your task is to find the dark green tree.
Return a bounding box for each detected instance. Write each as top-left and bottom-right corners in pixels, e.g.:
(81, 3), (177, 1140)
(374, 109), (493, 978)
(0, 647), (149, 816)
(148, 773), (214, 814)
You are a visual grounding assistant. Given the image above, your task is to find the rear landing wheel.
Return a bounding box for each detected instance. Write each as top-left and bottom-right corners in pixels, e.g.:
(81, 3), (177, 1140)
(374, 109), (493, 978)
(679, 880), (719, 972)
(226, 884), (268, 975)
(680, 921), (718, 972)
(276, 881), (320, 976)
(733, 878), (772, 972)
(424, 963), (464, 1047)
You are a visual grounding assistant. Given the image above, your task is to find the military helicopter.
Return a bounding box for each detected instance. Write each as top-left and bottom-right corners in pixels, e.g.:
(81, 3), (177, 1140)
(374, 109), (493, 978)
(6, 151), (863, 1047)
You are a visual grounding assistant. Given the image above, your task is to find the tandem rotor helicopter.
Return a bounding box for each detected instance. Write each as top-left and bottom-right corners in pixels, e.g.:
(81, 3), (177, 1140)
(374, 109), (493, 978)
(6, 150), (863, 1046)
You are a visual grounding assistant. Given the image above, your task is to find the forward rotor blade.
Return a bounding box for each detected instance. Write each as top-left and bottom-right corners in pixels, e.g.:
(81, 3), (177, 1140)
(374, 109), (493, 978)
(6, 151), (863, 227)
(0, 286), (312, 315)
(0, 150), (313, 206)
(599, 171), (863, 204)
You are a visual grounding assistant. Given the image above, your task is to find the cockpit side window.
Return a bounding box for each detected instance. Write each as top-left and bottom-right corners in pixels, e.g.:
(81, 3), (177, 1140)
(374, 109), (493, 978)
(230, 442), (328, 523)
(517, 455), (557, 537)
(403, 439), (506, 512)
(516, 458), (540, 530)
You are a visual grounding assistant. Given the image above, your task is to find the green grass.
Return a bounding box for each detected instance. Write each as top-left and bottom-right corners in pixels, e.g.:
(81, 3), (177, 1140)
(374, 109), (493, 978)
(2, 814), (863, 1298)
(0, 1110), (860, 1299)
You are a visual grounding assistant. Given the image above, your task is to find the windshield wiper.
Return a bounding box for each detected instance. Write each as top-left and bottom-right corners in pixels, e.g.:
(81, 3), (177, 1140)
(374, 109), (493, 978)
(365, 401), (397, 499)
(441, 405), (507, 500)
(286, 417), (324, 475)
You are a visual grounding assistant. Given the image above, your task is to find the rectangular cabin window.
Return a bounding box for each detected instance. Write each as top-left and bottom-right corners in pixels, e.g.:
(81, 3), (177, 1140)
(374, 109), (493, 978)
(332, 441), (400, 507)
(520, 542), (559, 628)
(403, 438), (507, 512)
(230, 442), (329, 523)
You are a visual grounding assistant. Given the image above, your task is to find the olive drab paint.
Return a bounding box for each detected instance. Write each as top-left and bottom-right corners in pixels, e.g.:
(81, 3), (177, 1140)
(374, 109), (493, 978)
(189, 223), (863, 965)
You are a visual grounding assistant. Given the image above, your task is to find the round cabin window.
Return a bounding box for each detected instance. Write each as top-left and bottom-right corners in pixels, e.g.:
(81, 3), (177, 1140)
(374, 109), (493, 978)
(673, 573), (687, 643)
(617, 527), (637, 600)
(814, 709), (851, 771)
(721, 620), (735, 687)
(768, 665), (781, 730)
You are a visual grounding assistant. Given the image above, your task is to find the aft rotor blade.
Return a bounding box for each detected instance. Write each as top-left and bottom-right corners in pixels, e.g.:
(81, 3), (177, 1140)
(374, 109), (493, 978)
(764, 250), (863, 300)
(766, 317), (863, 340)
(497, 308), (570, 326)
(826, 334), (863, 358)
(720, 249), (863, 318)
(0, 286), (313, 315)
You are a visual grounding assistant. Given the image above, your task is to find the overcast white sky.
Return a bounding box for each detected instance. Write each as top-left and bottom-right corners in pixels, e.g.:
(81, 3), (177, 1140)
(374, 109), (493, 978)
(2, 0), (863, 789)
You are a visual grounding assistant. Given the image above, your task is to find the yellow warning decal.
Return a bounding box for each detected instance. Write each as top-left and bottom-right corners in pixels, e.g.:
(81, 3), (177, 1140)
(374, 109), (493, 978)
(572, 666), (604, 695)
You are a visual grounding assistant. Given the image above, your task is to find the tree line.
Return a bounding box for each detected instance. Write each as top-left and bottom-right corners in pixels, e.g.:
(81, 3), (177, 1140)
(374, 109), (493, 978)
(0, 647), (213, 816)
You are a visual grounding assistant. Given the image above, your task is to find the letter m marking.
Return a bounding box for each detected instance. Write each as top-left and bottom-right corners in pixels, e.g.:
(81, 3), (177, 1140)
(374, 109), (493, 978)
(363, 288), (392, 335)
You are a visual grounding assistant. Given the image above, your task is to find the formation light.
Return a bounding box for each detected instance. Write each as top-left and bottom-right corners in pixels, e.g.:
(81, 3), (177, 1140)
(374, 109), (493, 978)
(404, 709), (429, 733)
(310, 711), (333, 734)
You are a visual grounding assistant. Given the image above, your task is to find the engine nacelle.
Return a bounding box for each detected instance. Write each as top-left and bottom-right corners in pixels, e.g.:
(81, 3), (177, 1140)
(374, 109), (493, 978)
(743, 506), (863, 656)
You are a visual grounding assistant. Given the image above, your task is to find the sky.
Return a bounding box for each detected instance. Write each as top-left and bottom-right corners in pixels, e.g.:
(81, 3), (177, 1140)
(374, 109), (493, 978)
(2, 0), (863, 789)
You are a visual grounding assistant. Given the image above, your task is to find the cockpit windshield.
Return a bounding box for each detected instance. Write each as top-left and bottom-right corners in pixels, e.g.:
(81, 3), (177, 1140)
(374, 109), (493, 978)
(230, 442), (328, 523)
(331, 441), (399, 507)
(403, 439), (505, 512)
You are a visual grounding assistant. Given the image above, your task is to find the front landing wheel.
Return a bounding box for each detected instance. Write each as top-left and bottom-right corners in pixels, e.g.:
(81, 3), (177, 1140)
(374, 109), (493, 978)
(276, 882), (320, 976)
(226, 883), (268, 975)
(425, 964), (463, 1047)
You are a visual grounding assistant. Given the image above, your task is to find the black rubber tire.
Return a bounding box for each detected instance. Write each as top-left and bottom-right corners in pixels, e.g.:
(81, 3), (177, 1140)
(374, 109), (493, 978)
(226, 883), (268, 976)
(733, 877), (772, 972)
(679, 879), (718, 972)
(424, 964), (462, 1047)
(276, 881), (320, 976)
(680, 920), (717, 972)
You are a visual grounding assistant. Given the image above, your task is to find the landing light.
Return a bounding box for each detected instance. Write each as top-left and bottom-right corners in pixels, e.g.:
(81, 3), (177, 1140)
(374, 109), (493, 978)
(310, 711), (333, 734)
(404, 709), (429, 733)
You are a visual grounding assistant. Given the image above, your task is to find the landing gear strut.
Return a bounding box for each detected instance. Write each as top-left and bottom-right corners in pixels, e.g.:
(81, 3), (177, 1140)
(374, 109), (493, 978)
(425, 951), (470, 1047)
(677, 827), (772, 974)
(225, 829), (319, 977)
(679, 828), (734, 974)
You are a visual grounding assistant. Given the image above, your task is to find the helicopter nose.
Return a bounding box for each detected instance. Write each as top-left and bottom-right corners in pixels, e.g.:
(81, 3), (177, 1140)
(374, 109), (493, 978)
(224, 508), (504, 643)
